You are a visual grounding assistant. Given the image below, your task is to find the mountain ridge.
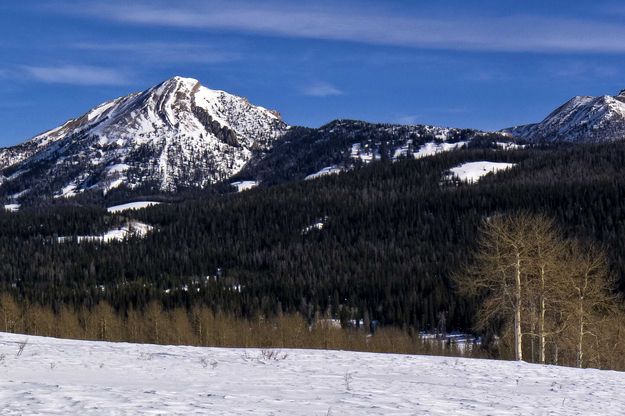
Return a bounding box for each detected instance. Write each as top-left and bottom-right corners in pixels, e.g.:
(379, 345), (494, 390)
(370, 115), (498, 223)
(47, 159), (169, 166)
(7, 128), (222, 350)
(3, 77), (624, 204)
(0, 76), (287, 200)
(504, 89), (625, 142)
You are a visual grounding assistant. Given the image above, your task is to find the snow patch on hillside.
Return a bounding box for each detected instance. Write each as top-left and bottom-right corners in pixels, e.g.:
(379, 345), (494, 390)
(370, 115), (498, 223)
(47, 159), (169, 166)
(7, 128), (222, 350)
(414, 141), (467, 159)
(305, 166), (343, 180)
(107, 201), (161, 213)
(9, 189), (30, 200)
(230, 181), (259, 192)
(302, 217), (328, 234)
(448, 161), (516, 183)
(3, 204), (20, 212)
(57, 221), (153, 243)
(1, 332), (624, 415)
(106, 163), (130, 175)
(54, 184), (78, 198)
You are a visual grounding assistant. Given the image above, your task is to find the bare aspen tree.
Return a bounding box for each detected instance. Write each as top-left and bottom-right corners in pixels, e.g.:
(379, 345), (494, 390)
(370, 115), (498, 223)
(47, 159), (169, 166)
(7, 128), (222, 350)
(526, 215), (566, 364)
(457, 213), (535, 361)
(0, 294), (20, 333)
(562, 241), (618, 368)
(460, 214), (625, 368)
(145, 302), (163, 344)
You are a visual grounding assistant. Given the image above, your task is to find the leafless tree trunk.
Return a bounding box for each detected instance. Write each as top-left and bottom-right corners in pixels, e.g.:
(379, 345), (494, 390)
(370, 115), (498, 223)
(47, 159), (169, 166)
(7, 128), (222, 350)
(514, 249), (523, 361)
(456, 213), (537, 361)
(562, 241), (618, 369)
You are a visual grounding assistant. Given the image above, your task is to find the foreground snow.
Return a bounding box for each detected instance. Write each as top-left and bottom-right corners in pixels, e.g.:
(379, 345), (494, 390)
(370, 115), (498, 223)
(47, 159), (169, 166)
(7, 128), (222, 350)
(1, 333), (624, 415)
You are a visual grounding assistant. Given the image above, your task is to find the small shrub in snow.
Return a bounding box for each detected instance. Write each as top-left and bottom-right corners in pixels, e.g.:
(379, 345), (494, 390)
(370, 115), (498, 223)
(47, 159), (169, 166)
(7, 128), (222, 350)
(200, 357), (218, 369)
(344, 371), (353, 391)
(16, 339), (27, 358)
(259, 349), (288, 362)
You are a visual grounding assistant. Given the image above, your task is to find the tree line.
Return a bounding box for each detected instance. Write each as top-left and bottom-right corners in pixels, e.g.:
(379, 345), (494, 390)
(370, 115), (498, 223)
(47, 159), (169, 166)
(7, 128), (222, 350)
(0, 293), (479, 358)
(2, 142), (625, 359)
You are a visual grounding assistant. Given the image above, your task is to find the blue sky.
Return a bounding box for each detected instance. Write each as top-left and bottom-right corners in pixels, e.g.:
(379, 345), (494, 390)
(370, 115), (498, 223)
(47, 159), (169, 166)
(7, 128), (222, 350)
(2, 1), (625, 146)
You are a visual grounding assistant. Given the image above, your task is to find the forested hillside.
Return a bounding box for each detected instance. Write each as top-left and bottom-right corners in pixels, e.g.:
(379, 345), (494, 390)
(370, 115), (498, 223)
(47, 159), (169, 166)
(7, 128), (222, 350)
(2, 143), (625, 335)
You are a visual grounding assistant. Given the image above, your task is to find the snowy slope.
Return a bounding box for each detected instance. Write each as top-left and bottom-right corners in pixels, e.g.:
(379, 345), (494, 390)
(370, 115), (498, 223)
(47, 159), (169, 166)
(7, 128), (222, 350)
(107, 201), (161, 213)
(239, 120), (515, 185)
(230, 180), (259, 192)
(448, 161), (516, 183)
(57, 220), (153, 243)
(0, 76), (287, 199)
(1, 332), (624, 415)
(304, 165), (343, 180)
(505, 90), (625, 142)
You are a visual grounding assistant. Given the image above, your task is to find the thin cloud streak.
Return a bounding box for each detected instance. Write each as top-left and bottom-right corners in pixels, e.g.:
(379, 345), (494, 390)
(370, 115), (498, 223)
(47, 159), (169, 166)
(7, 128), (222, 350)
(71, 42), (242, 64)
(22, 65), (130, 86)
(67, 2), (625, 53)
(302, 82), (343, 97)
(395, 114), (421, 125)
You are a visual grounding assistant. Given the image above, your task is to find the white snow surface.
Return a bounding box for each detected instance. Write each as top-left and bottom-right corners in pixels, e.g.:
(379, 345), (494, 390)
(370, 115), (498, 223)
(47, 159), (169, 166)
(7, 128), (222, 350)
(414, 141), (467, 158)
(105, 163), (130, 175)
(107, 201), (161, 213)
(55, 184), (78, 198)
(3, 203), (20, 212)
(302, 216), (328, 234)
(304, 165), (343, 180)
(448, 161), (516, 183)
(230, 181), (259, 192)
(57, 221), (153, 243)
(1, 332), (624, 415)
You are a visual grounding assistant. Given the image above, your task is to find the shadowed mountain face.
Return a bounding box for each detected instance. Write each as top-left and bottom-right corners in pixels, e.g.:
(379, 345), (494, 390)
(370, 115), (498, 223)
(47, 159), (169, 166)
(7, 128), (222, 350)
(505, 90), (625, 143)
(0, 76), (287, 199)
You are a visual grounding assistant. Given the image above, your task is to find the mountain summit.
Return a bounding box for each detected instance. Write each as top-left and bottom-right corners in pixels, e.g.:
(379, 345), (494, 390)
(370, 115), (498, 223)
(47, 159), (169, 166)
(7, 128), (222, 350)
(505, 90), (625, 143)
(0, 76), (287, 198)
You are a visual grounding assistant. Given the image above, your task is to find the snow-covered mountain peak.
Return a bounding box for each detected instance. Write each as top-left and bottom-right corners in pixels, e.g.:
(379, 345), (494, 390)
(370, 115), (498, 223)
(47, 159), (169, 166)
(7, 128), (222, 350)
(505, 90), (625, 142)
(0, 77), (288, 197)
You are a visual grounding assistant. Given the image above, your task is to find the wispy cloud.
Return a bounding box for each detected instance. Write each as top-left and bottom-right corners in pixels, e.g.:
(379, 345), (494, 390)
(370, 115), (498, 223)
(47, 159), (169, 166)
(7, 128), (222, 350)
(57, 1), (625, 54)
(395, 114), (421, 125)
(301, 82), (343, 97)
(71, 41), (241, 64)
(464, 70), (512, 83)
(546, 61), (620, 80)
(395, 108), (469, 125)
(21, 65), (130, 86)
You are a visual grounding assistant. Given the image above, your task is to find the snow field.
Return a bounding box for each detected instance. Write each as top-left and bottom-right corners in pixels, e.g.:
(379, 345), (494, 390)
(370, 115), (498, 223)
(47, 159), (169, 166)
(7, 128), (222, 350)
(107, 201), (161, 213)
(3, 204), (20, 212)
(304, 166), (343, 180)
(230, 181), (259, 192)
(448, 161), (516, 183)
(1, 332), (624, 415)
(57, 221), (153, 243)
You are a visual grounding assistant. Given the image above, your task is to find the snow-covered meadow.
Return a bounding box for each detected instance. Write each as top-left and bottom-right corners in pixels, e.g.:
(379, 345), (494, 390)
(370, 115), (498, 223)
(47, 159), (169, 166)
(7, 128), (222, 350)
(1, 332), (624, 415)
